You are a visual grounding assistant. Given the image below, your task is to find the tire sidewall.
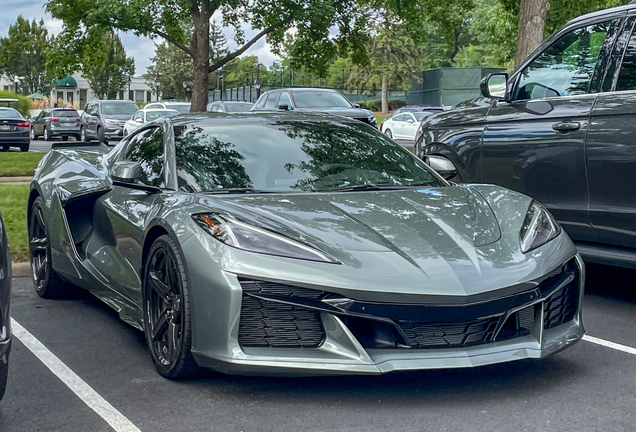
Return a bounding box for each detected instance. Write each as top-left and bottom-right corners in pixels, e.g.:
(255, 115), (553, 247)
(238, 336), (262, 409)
(29, 197), (53, 296)
(43, 128), (48, 141)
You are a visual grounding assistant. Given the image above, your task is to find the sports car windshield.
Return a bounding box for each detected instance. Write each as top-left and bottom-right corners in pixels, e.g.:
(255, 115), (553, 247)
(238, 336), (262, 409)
(101, 103), (139, 115)
(174, 120), (443, 193)
(292, 91), (352, 108)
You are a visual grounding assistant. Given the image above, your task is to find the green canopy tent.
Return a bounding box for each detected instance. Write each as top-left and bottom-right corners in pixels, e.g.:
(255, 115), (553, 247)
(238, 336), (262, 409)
(27, 93), (45, 100)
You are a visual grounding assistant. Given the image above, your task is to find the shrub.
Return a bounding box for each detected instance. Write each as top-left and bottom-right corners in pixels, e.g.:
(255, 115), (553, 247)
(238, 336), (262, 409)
(136, 101), (148, 109)
(358, 99), (407, 112)
(0, 91), (33, 118)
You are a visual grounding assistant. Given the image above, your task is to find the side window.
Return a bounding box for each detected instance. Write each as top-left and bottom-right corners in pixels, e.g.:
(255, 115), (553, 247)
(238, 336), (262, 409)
(133, 111), (144, 121)
(218, 104), (225, 112)
(121, 127), (165, 188)
(254, 94), (267, 108)
(616, 25), (636, 91)
(264, 93), (279, 108)
(84, 104), (92, 115)
(278, 92), (292, 107)
(515, 21), (614, 100)
(394, 114), (407, 122)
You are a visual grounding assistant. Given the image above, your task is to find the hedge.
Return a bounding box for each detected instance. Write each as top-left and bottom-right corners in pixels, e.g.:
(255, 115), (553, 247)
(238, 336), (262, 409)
(358, 99), (407, 112)
(0, 91), (33, 118)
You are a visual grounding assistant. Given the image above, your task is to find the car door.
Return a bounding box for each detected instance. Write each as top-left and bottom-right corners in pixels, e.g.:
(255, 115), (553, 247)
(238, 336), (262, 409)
(586, 14), (636, 249)
(481, 16), (623, 242)
(86, 103), (99, 137)
(402, 113), (420, 140)
(34, 110), (46, 135)
(99, 126), (166, 303)
(390, 114), (406, 138)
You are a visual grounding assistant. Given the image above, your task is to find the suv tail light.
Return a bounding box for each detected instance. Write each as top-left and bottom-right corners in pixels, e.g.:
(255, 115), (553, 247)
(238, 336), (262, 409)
(16, 121), (30, 127)
(50, 118), (59, 122)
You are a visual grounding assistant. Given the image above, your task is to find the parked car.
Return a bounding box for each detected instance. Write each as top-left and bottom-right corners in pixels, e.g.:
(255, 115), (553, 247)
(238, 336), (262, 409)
(31, 108), (81, 141)
(250, 88), (377, 127)
(144, 102), (191, 113)
(381, 111), (434, 141)
(81, 100), (139, 145)
(28, 111), (583, 378)
(123, 109), (179, 136)
(379, 106), (446, 129)
(0, 106), (29, 152)
(416, 3), (636, 269)
(206, 101), (254, 113)
(0, 210), (12, 401)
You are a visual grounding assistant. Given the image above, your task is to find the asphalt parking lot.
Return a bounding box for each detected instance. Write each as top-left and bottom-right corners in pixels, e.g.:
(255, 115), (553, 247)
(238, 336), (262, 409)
(0, 264), (635, 432)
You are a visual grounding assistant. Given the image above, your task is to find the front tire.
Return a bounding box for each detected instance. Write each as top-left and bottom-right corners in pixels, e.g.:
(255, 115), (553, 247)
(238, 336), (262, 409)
(62, 136), (68, 141)
(28, 196), (67, 298)
(97, 127), (108, 145)
(385, 129), (393, 138)
(80, 127), (91, 143)
(143, 235), (199, 379)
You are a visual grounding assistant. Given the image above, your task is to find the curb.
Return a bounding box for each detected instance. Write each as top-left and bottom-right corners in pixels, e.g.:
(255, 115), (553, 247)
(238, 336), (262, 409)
(0, 177), (32, 183)
(12, 262), (30, 277)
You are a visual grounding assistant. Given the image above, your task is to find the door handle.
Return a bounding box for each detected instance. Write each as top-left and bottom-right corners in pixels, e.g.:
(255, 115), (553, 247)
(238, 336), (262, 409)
(552, 121), (580, 132)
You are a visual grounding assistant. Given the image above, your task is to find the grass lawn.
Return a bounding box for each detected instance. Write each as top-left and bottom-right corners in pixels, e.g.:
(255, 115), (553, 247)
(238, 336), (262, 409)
(375, 114), (389, 125)
(0, 184), (30, 262)
(0, 152), (45, 177)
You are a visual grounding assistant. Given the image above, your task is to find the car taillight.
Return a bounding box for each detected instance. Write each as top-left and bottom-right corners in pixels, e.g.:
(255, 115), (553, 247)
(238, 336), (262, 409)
(16, 121), (30, 127)
(76, 119), (81, 122)
(50, 118), (59, 122)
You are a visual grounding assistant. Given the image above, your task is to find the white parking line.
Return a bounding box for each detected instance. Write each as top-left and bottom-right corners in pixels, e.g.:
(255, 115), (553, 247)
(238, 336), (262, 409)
(583, 334), (636, 356)
(11, 318), (142, 432)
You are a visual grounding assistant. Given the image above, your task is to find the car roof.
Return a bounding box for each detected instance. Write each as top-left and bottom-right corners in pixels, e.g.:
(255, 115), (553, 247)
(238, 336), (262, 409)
(570, 4), (636, 23)
(222, 100), (252, 104)
(263, 87), (341, 93)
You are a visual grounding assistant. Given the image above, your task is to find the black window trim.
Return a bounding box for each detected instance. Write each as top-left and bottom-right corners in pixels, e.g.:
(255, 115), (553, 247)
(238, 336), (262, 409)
(604, 13), (636, 93)
(113, 124), (168, 190)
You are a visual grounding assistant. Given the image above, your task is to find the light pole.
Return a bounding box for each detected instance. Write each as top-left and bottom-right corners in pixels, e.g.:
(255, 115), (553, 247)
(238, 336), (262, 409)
(182, 81), (187, 101)
(13, 76), (20, 94)
(154, 73), (161, 101)
(302, 74), (305, 87)
(342, 68), (345, 89)
(309, 73), (313, 87)
(255, 64), (262, 98)
(127, 75), (132, 100)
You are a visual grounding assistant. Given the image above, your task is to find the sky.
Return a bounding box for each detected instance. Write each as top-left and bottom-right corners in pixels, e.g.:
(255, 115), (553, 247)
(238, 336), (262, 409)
(1, 0), (281, 76)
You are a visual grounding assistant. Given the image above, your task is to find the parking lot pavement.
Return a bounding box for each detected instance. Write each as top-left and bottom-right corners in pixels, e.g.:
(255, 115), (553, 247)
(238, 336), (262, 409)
(2, 266), (636, 432)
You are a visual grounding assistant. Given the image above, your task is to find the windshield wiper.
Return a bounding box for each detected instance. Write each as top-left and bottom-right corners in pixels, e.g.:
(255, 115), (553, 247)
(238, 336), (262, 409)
(326, 184), (414, 192)
(203, 188), (276, 194)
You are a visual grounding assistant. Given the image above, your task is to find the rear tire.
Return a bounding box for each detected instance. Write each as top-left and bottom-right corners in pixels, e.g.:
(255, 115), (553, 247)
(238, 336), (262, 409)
(29, 196), (67, 299)
(385, 129), (393, 138)
(30, 127), (37, 140)
(43, 127), (49, 141)
(20, 144), (29, 152)
(143, 235), (200, 379)
(62, 136), (68, 141)
(0, 146), (7, 152)
(75, 134), (81, 141)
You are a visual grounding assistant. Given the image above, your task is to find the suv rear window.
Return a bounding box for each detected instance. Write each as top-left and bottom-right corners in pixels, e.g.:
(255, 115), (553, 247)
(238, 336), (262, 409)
(53, 110), (79, 117)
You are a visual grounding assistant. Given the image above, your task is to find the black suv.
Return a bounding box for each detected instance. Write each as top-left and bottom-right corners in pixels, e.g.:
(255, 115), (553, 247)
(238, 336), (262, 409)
(417, 4), (636, 269)
(250, 88), (377, 127)
(81, 100), (139, 145)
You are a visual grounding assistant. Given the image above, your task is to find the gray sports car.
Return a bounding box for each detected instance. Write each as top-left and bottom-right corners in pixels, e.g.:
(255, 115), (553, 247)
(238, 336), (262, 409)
(28, 112), (584, 378)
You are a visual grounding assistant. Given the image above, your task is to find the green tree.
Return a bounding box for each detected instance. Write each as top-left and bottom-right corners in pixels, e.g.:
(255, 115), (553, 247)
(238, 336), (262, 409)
(349, 13), (421, 114)
(45, 0), (376, 112)
(144, 42), (194, 99)
(0, 16), (53, 95)
(81, 32), (135, 100)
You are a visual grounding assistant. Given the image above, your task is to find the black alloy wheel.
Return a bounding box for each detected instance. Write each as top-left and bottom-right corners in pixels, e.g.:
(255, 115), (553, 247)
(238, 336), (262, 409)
(28, 197), (65, 298)
(143, 235), (199, 379)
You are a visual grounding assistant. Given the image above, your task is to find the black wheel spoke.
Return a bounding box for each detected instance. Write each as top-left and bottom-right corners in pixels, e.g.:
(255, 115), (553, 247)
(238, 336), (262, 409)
(149, 271), (170, 298)
(167, 322), (178, 359)
(30, 237), (48, 252)
(35, 257), (47, 283)
(35, 208), (46, 230)
(151, 309), (169, 342)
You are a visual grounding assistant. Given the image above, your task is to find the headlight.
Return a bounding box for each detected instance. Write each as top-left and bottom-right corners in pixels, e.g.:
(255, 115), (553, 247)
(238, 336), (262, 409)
(105, 119), (120, 126)
(519, 201), (561, 253)
(192, 213), (336, 263)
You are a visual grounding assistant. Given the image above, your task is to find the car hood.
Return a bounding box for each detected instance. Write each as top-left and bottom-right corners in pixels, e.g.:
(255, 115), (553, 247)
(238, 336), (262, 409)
(420, 97), (492, 130)
(103, 114), (134, 121)
(190, 186), (501, 258)
(294, 107), (373, 118)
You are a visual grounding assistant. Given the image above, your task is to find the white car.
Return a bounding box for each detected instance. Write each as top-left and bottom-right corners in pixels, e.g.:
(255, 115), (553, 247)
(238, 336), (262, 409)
(380, 111), (430, 141)
(123, 109), (179, 136)
(144, 102), (191, 114)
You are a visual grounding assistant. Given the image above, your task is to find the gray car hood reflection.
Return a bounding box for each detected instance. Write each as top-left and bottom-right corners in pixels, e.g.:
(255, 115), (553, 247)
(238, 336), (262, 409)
(194, 186), (501, 260)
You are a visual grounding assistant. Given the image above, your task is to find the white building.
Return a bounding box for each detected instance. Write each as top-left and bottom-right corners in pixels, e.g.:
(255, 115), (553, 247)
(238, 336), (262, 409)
(0, 73), (152, 110)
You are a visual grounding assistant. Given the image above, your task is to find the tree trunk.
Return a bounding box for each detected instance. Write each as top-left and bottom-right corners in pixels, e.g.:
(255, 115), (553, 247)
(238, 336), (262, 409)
(381, 74), (389, 114)
(191, 15), (210, 112)
(515, 0), (550, 68)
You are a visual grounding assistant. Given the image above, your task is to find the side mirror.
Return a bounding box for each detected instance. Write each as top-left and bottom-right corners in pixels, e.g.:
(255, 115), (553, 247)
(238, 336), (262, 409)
(135, 117), (144, 123)
(112, 160), (142, 184)
(353, 103), (360, 108)
(407, 118), (414, 124)
(424, 156), (457, 180)
(480, 73), (508, 101)
(278, 104), (289, 111)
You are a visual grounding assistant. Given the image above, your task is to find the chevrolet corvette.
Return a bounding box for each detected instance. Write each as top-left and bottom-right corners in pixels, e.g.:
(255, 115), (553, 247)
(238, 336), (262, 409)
(28, 112), (584, 378)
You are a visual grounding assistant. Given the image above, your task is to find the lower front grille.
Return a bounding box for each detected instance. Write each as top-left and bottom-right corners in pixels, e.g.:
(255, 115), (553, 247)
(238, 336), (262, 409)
(398, 317), (500, 349)
(238, 279), (326, 349)
(543, 278), (579, 329)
